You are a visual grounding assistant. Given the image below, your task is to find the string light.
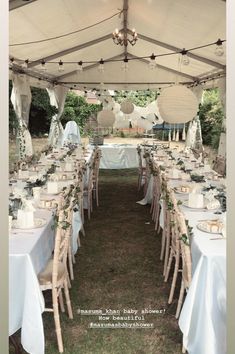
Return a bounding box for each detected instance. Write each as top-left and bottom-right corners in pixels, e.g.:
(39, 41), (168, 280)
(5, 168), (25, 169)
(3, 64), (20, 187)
(98, 58), (104, 73)
(215, 38), (224, 56)
(149, 53), (157, 69)
(181, 49), (190, 65)
(40, 59), (46, 71)
(22, 59), (29, 68)
(58, 60), (64, 72)
(77, 60), (83, 72)
(121, 57), (129, 72)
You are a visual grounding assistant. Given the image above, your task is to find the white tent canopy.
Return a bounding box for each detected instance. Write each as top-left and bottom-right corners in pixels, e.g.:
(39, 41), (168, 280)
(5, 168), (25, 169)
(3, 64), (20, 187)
(9, 0), (226, 91)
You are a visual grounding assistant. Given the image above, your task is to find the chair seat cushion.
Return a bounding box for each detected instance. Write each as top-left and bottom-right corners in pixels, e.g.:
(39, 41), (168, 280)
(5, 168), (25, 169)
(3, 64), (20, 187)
(38, 259), (66, 286)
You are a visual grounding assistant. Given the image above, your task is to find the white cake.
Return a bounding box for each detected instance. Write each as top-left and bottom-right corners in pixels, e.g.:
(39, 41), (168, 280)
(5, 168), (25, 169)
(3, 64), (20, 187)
(47, 181), (58, 194)
(188, 193), (204, 208)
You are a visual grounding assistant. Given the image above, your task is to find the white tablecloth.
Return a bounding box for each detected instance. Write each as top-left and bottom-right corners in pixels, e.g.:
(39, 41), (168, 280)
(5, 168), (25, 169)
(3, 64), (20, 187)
(9, 209), (54, 354)
(9, 150), (94, 354)
(138, 168), (226, 353)
(98, 144), (138, 169)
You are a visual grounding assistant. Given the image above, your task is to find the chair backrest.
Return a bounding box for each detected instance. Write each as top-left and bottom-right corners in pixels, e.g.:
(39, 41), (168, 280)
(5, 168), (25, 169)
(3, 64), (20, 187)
(213, 155), (226, 176)
(52, 189), (74, 287)
(177, 212), (192, 287)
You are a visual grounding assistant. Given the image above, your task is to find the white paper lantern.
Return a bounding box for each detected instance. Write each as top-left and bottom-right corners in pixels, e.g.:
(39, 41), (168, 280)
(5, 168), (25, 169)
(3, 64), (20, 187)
(135, 105), (148, 117)
(146, 100), (158, 114)
(120, 100), (134, 114)
(113, 102), (121, 113)
(136, 117), (153, 130)
(146, 112), (163, 125)
(97, 110), (115, 127)
(158, 85), (198, 123)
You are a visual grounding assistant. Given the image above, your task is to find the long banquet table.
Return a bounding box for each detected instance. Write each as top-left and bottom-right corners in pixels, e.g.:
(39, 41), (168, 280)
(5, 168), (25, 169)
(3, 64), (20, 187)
(98, 143), (138, 169)
(137, 149), (226, 354)
(9, 148), (94, 354)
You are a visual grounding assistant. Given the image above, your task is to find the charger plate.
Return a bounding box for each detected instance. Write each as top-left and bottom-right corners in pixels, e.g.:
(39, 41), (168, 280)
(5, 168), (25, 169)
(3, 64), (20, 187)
(197, 220), (224, 234)
(12, 218), (46, 230)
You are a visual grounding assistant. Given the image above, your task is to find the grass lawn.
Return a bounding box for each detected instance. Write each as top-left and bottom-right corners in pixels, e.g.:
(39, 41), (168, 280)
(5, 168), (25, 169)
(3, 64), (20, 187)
(11, 169), (182, 354)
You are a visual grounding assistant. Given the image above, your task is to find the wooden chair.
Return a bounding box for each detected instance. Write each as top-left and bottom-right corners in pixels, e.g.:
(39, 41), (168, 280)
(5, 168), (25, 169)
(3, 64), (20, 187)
(164, 191), (181, 304)
(92, 148), (102, 207)
(38, 192), (74, 353)
(175, 213), (192, 319)
(137, 145), (147, 191)
(83, 158), (94, 220)
(160, 177), (171, 274)
(213, 155), (226, 176)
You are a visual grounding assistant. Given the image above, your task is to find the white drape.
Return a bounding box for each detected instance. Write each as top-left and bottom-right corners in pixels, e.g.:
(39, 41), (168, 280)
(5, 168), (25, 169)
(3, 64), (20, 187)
(217, 78), (226, 157)
(185, 86), (203, 150)
(11, 73), (33, 160)
(62, 121), (81, 145)
(47, 86), (68, 147)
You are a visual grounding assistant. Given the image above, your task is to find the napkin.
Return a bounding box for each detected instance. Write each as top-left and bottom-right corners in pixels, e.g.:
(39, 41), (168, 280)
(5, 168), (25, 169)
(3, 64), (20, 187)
(206, 199), (220, 210)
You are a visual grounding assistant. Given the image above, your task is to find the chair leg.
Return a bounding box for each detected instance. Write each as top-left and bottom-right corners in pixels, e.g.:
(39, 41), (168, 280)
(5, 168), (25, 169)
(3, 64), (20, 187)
(176, 279), (185, 319)
(96, 184), (99, 207)
(68, 244), (74, 281)
(81, 225), (85, 236)
(164, 249), (173, 282)
(163, 227), (171, 276)
(58, 290), (65, 313)
(77, 232), (81, 248)
(63, 279), (73, 319)
(160, 229), (166, 261)
(168, 256), (180, 304)
(52, 290), (63, 353)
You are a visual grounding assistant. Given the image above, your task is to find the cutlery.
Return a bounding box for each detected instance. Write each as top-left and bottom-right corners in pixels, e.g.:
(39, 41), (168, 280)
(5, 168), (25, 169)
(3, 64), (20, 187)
(210, 237), (226, 240)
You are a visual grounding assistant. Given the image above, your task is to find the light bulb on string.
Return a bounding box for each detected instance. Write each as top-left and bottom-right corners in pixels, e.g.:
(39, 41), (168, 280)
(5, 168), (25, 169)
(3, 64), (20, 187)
(98, 58), (104, 73)
(77, 61), (83, 72)
(22, 59), (29, 69)
(121, 57), (129, 72)
(181, 49), (190, 65)
(40, 59), (46, 71)
(149, 53), (157, 69)
(215, 39), (224, 56)
(58, 60), (64, 72)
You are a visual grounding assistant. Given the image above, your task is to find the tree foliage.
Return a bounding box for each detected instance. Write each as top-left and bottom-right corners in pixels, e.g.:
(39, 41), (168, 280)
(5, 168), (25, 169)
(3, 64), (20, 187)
(28, 87), (58, 136)
(199, 88), (224, 149)
(60, 92), (102, 133)
(114, 90), (158, 107)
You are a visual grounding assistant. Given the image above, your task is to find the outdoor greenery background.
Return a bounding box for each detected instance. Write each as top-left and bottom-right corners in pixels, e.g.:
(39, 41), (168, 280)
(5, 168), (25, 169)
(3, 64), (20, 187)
(9, 84), (224, 149)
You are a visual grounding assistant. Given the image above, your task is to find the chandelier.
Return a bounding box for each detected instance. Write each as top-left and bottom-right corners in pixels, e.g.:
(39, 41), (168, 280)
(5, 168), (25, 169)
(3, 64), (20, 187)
(112, 28), (138, 46)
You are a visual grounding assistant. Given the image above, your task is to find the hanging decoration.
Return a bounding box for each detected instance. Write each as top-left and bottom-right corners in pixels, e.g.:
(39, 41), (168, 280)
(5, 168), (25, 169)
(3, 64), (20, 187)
(120, 100), (134, 114)
(10, 73), (33, 160)
(175, 126), (179, 142)
(172, 124), (176, 141)
(97, 110), (115, 128)
(158, 84), (198, 123)
(168, 129), (171, 142)
(182, 123), (186, 140)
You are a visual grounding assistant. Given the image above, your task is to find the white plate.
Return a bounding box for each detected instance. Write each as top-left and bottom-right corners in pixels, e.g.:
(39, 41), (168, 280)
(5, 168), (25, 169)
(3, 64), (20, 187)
(174, 187), (191, 195)
(183, 201), (207, 210)
(12, 218), (47, 230)
(197, 220), (224, 234)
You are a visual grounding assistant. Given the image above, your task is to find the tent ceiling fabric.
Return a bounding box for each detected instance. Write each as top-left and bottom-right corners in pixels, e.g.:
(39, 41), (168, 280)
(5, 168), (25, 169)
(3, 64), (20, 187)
(9, 0), (226, 90)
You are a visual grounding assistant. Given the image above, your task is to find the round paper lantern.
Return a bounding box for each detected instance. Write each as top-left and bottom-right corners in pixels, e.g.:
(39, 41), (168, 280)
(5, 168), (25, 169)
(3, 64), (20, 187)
(136, 117), (153, 130)
(120, 100), (134, 114)
(113, 102), (120, 114)
(146, 100), (158, 114)
(135, 105), (148, 117)
(97, 110), (115, 127)
(158, 85), (198, 123)
(146, 112), (163, 125)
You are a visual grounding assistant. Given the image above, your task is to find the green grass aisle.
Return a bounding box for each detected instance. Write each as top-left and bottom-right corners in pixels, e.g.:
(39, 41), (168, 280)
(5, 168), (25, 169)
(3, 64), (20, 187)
(15, 169), (182, 354)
